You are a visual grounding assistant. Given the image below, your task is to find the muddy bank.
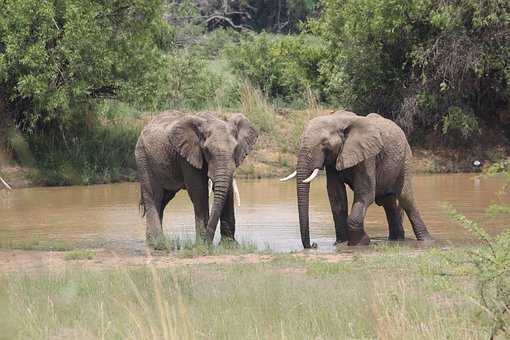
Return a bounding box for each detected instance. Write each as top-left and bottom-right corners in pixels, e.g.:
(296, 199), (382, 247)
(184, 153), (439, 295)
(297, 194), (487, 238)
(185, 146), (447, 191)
(0, 249), (365, 273)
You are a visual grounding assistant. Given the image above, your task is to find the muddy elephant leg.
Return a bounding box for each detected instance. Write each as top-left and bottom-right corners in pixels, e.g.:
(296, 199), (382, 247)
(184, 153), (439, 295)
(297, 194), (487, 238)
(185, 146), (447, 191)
(347, 163), (375, 246)
(380, 195), (405, 240)
(142, 186), (166, 245)
(219, 186), (236, 242)
(347, 197), (372, 245)
(326, 166), (348, 244)
(184, 171), (209, 244)
(399, 181), (432, 241)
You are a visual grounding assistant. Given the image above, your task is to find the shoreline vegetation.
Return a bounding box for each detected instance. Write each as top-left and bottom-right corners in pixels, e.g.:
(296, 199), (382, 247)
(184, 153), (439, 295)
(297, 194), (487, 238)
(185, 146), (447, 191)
(0, 241), (508, 339)
(2, 104), (509, 188)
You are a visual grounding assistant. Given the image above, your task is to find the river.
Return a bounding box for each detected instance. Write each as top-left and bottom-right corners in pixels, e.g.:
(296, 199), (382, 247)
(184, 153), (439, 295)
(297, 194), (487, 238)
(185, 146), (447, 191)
(0, 174), (508, 253)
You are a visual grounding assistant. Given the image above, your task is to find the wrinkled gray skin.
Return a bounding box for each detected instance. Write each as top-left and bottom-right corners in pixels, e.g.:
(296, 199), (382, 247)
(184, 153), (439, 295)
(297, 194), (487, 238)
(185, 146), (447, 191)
(293, 111), (432, 248)
(135, 111), (258, 246)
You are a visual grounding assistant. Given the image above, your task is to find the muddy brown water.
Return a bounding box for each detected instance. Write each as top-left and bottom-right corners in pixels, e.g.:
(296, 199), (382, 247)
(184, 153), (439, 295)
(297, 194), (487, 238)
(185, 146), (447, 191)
(0, 174), (508, 253)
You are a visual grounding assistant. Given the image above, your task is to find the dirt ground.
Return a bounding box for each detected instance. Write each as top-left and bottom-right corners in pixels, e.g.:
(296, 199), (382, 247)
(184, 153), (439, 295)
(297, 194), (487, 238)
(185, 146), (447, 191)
(0, 249), (360, 273)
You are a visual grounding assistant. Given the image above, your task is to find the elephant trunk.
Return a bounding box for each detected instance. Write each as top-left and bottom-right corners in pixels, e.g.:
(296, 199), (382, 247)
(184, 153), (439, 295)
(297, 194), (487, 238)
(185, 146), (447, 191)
(296, 148), (313, 249)
(206, 165), (233, 242)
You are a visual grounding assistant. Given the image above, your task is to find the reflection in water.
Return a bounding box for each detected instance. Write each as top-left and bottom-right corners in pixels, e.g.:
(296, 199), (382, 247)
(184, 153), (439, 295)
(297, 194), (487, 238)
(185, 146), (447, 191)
(0, 174), (508, 252)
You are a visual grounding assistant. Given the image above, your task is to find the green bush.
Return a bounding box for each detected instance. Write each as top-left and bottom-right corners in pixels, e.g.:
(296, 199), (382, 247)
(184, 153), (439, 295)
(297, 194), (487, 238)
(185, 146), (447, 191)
(441, 106), (480, 141)
(166, 49), (223, 110)
(312, 0), (510, 133)
(444, 204), (510, 338)
(0, 0), (171, 133)
(227, 33), (326, 104)
(27, 118), (140, 186)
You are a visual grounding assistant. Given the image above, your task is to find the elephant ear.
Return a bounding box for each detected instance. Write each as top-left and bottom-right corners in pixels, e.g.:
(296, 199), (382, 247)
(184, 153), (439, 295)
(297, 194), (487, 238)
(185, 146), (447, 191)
(228, 113), (258, 166)
(168, 116), (207, 169)
(336, 119), (383, 171)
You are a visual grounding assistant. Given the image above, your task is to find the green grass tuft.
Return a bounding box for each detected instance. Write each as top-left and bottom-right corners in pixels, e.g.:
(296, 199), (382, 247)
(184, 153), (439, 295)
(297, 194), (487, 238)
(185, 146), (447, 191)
(64, 250), (96, 261)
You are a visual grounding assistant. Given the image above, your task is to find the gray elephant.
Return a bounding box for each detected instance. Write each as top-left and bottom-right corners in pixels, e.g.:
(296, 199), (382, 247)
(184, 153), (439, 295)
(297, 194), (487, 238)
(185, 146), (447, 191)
(281, 111), (432, 248)
(135, 111), (258, 246)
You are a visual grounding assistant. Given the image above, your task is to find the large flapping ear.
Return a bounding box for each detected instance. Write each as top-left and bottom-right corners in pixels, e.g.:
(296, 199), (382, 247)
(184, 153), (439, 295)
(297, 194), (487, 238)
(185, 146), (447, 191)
(336, 118), (383, 171)
(168, 116), (207, 169)
(228, 113), (258, 166)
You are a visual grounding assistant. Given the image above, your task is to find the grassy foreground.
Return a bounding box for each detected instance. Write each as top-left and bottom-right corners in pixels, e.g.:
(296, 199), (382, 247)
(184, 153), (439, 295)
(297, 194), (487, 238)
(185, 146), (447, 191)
(0, 246), (495, 339)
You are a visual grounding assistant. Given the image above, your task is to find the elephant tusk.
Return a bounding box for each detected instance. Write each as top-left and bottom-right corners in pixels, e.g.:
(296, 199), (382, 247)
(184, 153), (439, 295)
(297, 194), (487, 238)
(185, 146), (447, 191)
(233, 178), (241, 207)
(279, 171), (297, 182)
(208, 179), (213, 196)
(0, 176), (12, 190)
(303, 168), (320, 183)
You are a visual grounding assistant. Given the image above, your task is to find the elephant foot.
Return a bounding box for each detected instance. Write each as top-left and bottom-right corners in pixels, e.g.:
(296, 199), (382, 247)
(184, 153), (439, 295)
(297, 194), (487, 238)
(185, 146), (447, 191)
(416, 231), (433, 242)
(334, 239), (348, 246)
(347, 229), (370, 246)
(388, 233), (405, 241)
(146, 233), (168, 250)
(303, 242), (318, 250)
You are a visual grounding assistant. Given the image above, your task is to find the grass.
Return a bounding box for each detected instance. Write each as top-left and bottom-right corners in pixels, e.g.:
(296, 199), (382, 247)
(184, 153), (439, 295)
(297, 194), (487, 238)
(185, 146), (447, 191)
(0, 247), (498, 339)
(150, 235), (260, 258)
(0, 239), (106, 252)
(64, 250), (96, 261)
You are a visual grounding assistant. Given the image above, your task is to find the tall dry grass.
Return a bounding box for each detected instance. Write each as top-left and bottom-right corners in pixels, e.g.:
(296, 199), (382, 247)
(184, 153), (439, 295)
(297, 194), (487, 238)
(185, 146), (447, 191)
(0, 248), (492, 339)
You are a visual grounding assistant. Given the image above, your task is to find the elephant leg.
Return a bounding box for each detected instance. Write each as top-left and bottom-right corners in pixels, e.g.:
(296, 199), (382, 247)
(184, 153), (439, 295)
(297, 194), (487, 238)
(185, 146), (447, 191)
(347, 163), (375, 246)
(326, 166), (348, 244)
(398, 180), (432, 241)
(380, 195), (405, 240)
(142, 186), (165, 245)
(183, 171), (209, 244)
(220, 186), (236, 242)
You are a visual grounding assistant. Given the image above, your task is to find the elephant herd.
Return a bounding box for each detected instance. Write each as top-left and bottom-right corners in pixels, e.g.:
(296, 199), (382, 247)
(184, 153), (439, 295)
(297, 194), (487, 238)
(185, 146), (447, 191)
(135, 110), (432, 249)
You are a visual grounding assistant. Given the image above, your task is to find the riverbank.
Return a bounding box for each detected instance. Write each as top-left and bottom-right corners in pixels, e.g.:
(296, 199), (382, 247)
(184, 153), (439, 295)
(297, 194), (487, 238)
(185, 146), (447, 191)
(0, 245), (498, 339)
(2, 109), (508, 188)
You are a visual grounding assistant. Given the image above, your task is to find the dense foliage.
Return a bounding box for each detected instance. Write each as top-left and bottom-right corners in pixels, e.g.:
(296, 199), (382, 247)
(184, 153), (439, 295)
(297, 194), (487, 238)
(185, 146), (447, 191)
(227, 33), (325, 103)
(1, 0), (509, 184)
(0, 0), (172, 132)
(313, 0), (510, 136)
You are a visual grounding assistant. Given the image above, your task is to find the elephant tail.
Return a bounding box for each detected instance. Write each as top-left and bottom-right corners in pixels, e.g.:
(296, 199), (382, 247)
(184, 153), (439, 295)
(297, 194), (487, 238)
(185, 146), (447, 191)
(139, 190), (146, 217)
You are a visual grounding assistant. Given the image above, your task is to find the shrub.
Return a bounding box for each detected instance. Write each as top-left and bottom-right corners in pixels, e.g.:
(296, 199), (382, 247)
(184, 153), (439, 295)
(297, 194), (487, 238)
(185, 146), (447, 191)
(0, 0), (172, 133)
(166, 49), (223, 110)
(312, 0), (510, 133)
(27, 117), (141, 186)
(444, 205), (510, 338)
(441, 106), (480, 141)
(227, 32), (326, 104)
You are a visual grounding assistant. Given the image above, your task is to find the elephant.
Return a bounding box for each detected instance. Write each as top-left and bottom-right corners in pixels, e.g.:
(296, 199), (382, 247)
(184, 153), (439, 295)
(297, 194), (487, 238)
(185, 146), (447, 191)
(135, 111), (258, 246)
(281, 110), (432, 248)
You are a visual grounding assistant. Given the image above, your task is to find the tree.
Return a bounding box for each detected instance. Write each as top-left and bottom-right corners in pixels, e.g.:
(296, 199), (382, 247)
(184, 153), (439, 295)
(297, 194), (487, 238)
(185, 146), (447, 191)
(0, 0), (173, 133)
(313, 0), (510, 136)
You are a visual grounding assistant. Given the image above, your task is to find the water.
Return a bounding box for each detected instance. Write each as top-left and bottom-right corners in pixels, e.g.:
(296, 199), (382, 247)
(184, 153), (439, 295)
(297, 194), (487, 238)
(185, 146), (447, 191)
(0, 174), (508, 252)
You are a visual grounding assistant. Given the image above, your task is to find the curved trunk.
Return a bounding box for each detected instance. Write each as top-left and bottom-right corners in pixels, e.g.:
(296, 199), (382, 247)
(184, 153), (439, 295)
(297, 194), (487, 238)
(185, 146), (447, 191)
(206, 168), (232, 242)
(296, 149), (313, 248)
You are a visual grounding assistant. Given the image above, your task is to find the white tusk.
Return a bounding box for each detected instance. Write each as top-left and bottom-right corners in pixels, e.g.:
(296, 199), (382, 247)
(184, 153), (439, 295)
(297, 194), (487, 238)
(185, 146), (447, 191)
(279, 171), (297, 182)
(233, 178), (241, 207)
(0, 176), (12, 190)
(303, 169), (320, 183)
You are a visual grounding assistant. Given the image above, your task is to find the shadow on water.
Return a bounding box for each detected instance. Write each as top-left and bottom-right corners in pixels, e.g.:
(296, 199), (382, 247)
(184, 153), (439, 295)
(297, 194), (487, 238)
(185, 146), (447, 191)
(0, 174), (508, 254)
